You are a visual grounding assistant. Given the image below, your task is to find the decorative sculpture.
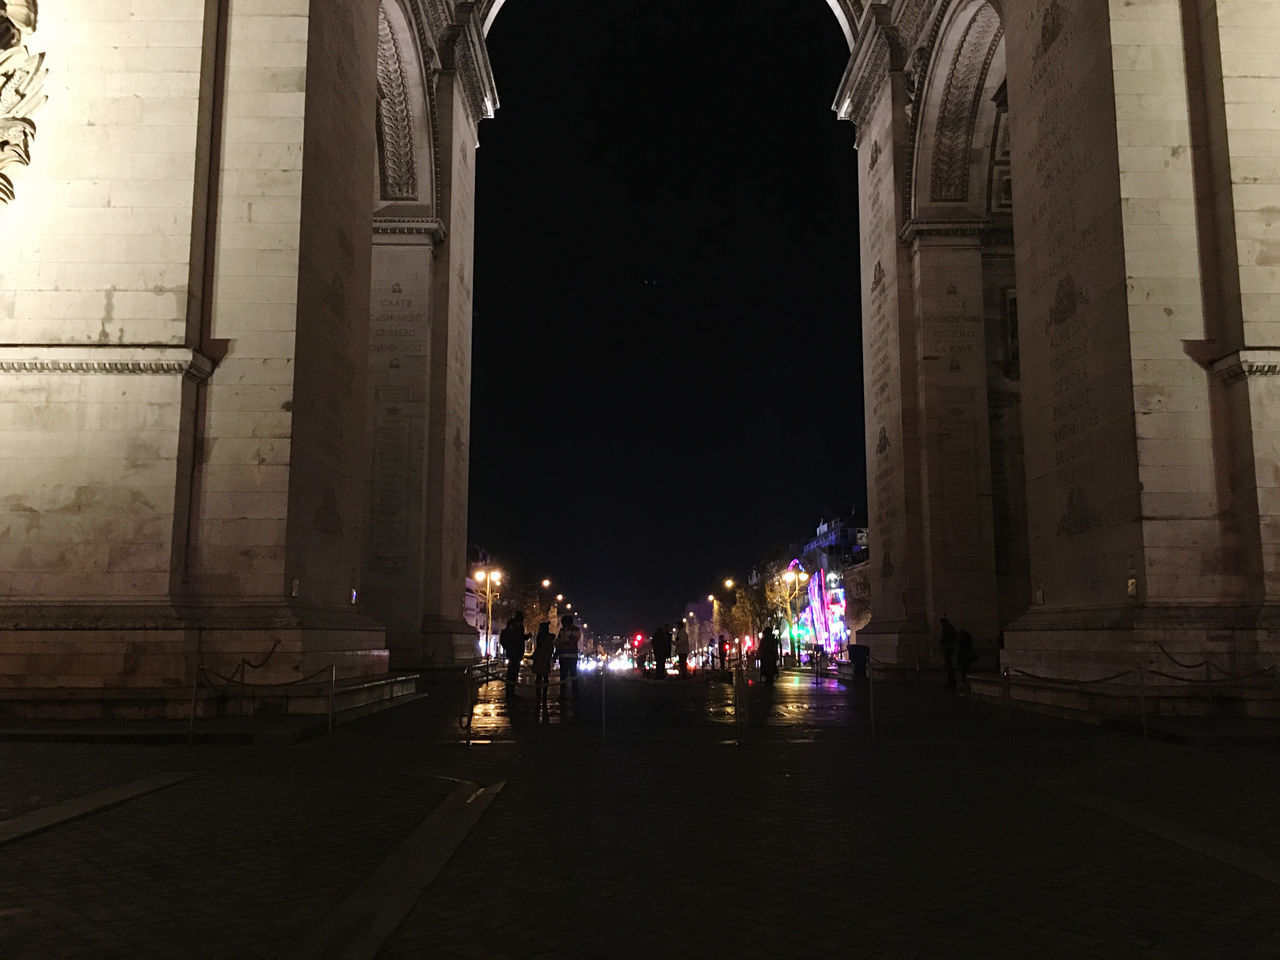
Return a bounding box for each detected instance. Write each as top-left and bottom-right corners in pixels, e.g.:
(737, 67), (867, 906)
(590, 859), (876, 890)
(0, 0), (45, 205)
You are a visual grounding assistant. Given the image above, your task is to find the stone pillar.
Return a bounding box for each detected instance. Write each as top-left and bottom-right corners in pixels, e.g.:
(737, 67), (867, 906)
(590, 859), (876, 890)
(364, 217), (441, 664)
(840, 22), (932, 666)
(905, 228), (1002, 648)
(0, 0), (222, 689)
(1000, 0), (1279, 675)
(0, 0), (394, 698)
(1182, 0), (1280, 603)
(413, 12), (496, 668)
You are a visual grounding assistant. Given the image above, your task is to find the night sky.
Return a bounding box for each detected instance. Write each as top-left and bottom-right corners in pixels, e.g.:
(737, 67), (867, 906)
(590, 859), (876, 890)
(469, 0), (864, 635)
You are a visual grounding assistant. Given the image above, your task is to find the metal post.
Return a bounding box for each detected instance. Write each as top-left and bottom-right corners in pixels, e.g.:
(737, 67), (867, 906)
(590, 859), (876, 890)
(238, 659), (246, 718)
(1138, 664), (1148, 741)
(328, 665), (336, 738)
(1002, 667), (1012, 730)
(1205, 660), (1214, 716)
(734, 664), (743, 744)
(466, 666), (475, 746)
(867, 657), (876, 742)
(601, 659), (607, 745)
(188, 667), (201, 743)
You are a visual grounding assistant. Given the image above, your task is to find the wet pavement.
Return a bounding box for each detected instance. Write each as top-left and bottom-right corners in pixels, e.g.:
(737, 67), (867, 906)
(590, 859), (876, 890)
(2, 667), (1279, 958)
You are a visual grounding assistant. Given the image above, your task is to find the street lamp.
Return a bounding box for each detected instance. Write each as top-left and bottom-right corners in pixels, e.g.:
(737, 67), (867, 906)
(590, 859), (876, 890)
(474, 568), (502, 660)
(780, 568), (810, 658)
(724, 578), (734, 590)
(541, 579), (552, 589)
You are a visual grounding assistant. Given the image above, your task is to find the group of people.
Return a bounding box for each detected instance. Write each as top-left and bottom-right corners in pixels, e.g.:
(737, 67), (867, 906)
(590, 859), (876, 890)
(498, 611), (583, 718)
(646, 621), (692, 675)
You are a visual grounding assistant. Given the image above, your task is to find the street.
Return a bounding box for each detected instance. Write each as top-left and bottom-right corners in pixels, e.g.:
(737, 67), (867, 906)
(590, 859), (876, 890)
(2, 671), (1279, 958)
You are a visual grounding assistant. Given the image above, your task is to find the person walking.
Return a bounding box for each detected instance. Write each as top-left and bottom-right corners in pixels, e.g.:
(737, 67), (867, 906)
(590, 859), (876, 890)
(554, 614), (582, 703)
(651, 623), (673, 678)
(939, 615), (958, 689)
(674, 620), (691, 676)
(531, 620), (554, 719)
(499, 612), (528, 692)
(758, 626), (779, 684)
(717, 633), (728, 671)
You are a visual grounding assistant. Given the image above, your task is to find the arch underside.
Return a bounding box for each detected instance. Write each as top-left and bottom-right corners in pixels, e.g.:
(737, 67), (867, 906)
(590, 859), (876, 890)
(478, 0), (861, 50)
(375, 0), (441, 213)
(908, 0), (1006, 220)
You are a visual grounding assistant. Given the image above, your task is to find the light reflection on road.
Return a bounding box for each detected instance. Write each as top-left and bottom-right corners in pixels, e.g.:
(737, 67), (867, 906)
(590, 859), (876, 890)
(464, 668), (866, 741)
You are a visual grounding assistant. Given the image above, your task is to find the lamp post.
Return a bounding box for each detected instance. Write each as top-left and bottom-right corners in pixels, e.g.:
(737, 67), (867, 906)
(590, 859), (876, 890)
(474, 568), (502, 661)
(780, 568), (810, 660)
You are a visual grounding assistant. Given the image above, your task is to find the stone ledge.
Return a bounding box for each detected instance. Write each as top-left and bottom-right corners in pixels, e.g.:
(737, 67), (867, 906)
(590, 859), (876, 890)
(0, 345), (215, 382)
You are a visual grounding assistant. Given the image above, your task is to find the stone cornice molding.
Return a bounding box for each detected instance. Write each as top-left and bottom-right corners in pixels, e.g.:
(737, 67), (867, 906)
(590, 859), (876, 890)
(372, 215), (447, 242)
(0, 345), (216, 382)
(1212, 349), (1280, 385)
(898, 217), (994, 244)
(833, 4), (900, 128)
(438, 1), (498, 126)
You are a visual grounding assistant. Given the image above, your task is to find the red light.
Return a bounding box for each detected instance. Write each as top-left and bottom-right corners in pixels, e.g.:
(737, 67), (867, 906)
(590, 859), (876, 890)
(633, 633), (642, 647)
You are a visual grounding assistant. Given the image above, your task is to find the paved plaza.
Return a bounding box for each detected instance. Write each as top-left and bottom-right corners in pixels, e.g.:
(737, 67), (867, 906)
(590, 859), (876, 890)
(2, 671), (1279, 959)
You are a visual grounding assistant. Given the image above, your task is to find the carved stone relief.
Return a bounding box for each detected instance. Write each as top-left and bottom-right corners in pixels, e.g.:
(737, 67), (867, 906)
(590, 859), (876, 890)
(0, 0), (45, 205)
(377, 4), (418, 202)
(928, 6), (1002, 202)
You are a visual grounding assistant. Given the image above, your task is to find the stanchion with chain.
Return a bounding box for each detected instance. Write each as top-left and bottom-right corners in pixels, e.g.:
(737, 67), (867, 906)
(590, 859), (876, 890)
(868, 658), (876, 742)
(1138, 663), (1148, 741)
(1002, 666), (1012, 731)
(328, 665), (336, 739)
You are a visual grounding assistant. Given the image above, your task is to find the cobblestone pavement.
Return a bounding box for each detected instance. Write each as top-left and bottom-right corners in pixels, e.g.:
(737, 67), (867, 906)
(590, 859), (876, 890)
(2, 669), (1279, 958)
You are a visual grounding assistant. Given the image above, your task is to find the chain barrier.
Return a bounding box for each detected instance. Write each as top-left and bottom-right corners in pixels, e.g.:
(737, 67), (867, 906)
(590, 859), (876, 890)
(1153, 642), (1205, 670)
(1006, 667), (1137, 685)
(188, 661), (336, 742)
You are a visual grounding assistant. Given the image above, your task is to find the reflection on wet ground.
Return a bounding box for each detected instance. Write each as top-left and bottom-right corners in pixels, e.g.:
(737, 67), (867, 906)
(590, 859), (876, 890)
(464, 666), (869, 743)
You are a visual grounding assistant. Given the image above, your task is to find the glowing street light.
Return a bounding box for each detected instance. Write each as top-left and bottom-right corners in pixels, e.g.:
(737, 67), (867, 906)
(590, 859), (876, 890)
(474, 568), (502, 660)
(724, 578), (735, 590)
(556, 593), (564, 602)
(541, 579), (552, 588)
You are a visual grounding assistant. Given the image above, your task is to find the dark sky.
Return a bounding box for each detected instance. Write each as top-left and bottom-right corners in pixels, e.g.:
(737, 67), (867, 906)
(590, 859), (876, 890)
(469, 0), (864, 636)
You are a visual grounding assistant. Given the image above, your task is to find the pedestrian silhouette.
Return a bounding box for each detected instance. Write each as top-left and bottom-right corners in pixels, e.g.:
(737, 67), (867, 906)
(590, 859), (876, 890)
(939, 615), (958, 689)
(759, 627), (779, 684)
(531, 620), (554, 720)
(651, 623), (672, 678)
(674, 621), (691, 675)
(717, 633), (728, 671)
(555, 614), (582, 703)
(499, 612), (528, 692)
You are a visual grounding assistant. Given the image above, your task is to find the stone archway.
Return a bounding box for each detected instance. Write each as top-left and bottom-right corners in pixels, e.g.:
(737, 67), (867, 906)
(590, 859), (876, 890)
(1, 0), (1278, 716)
